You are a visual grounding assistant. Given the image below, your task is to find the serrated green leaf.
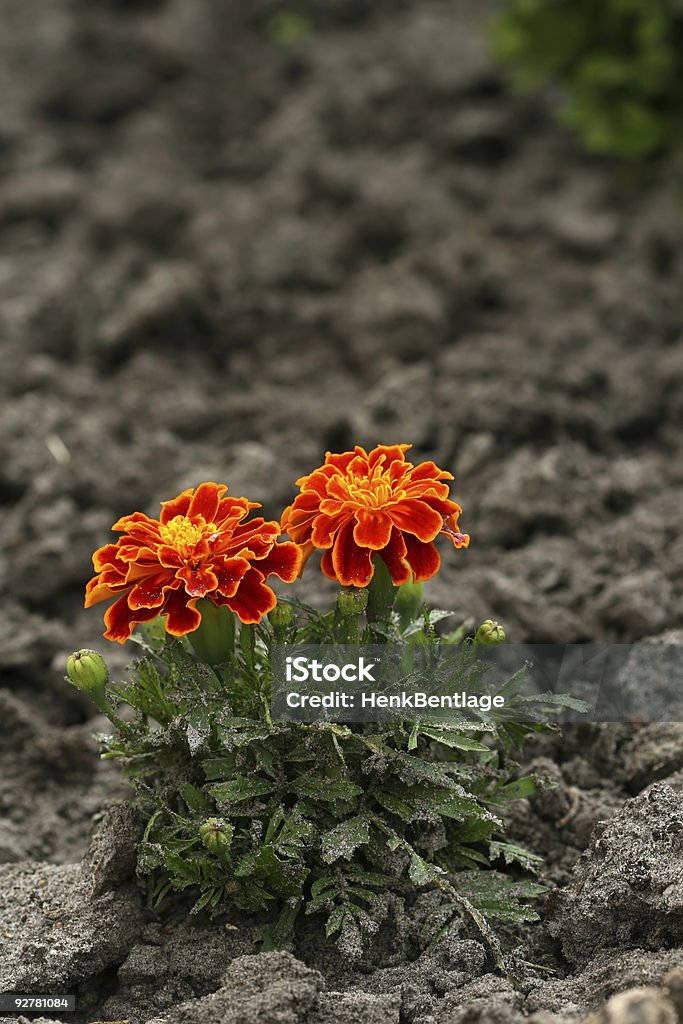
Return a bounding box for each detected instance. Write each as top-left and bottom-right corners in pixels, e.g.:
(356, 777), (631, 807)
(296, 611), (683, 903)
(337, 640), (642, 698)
(489, 841), (543, 871)
(325, 904), (348, 938)
(322, 816), (371, 863)
(420, 728), (491, 753)
(408, 849), (437, 886)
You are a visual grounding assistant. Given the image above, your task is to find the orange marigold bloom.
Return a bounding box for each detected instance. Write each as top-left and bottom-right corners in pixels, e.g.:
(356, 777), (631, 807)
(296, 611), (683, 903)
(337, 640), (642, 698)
(280, 444), (469, 587)
(86, 482), (302, 642)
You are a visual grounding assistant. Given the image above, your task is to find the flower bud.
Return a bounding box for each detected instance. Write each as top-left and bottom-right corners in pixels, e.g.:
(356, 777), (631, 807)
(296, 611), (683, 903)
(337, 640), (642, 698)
(475, 619), (506, 645)
(336, 588), (369, 618)
(269, 602), (294, 640)
(65, 649), (110, 711)
(200, 818), (233, 857)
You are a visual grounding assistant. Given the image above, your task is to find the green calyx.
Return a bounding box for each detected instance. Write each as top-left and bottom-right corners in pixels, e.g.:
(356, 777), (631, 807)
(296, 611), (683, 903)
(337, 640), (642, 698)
(366, 557), (396, 628)
(188, 599), (236, 667)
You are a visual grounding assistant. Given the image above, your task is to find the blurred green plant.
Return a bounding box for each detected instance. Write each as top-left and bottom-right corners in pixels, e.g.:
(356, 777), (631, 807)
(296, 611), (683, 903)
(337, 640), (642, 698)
(267, 10), (313, 47)
(491, 0), (683, 158)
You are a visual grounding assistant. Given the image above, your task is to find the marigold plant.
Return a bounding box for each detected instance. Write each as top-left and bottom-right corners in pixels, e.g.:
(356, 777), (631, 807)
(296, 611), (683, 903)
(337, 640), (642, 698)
(67, 455), (556, 965)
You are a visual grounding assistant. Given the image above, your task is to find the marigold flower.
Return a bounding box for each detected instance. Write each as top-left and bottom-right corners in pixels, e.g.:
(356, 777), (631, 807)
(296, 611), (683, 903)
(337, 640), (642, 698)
(281, 444), (469, 587)
(86, 482), (302, 642)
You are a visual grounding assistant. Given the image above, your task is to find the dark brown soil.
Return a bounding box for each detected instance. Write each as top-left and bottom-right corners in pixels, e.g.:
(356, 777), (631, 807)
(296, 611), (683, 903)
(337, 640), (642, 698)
(1, 0), (683, 1021)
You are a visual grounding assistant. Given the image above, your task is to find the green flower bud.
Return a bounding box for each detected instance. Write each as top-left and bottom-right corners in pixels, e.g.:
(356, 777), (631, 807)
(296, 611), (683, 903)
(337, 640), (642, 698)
(336, 588), (369, 617)
(269, 602), (294, 641)
(200, 818), (233, 856)
(65, 649), (110, 711)
(475, 620), (506, 646)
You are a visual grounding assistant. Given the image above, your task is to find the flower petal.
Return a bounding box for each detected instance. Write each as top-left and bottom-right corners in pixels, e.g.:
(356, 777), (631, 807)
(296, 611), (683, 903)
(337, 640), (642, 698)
(213, 555), (251, 598)
(311, 510), (349, 548)
(85, 575), (128, 607)
(176, 564), (219, 598)
(331, 519), (374, 587)
(402, 533), (441, 582)
(225, 567), (276, 624)
(442, 513), (470, 549)
(157, 544), (184, 569)
(377, 528), (412, 586)
(367, 443), (411, 470)
(159, 489), (193, 525)
(407, 460), (453, 483)
(103, 592), (159, 643)
(254, 540), (302, 582)
(388, 499), (443, 542)
(111, 511), (161, 538)
(352, 509), (393, 550)
(324, 449), (363, 473)
(216, 495), (254, 525)
(162, 589), (201, 636)
(188, 481), (227, 523)
(128, 572), (178, 609)
(92, 543), (127, 574)
(320, 547), (336, 581)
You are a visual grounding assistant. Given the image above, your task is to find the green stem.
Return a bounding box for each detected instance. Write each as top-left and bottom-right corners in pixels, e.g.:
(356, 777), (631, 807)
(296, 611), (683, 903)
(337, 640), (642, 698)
(334, 588), (368, 643)
(366, 557), (397, 639)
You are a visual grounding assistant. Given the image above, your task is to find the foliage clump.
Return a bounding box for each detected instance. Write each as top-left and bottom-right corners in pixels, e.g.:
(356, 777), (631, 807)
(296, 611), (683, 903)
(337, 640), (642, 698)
(491, 0), (683, 158)
(88, 593), (546, 962)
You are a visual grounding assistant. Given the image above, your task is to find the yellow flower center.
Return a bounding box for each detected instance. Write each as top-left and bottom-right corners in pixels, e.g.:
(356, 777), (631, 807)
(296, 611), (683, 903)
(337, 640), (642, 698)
(159, 515), (217, 559)
(343, 466), (404, 509)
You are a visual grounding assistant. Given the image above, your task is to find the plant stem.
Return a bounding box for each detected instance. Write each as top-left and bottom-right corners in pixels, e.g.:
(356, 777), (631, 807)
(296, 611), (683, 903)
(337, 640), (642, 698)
(366, 557), (396, 639)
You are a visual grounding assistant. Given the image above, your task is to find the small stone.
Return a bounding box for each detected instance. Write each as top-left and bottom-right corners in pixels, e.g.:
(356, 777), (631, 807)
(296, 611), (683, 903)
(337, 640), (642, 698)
(586, 988), (677, 1024)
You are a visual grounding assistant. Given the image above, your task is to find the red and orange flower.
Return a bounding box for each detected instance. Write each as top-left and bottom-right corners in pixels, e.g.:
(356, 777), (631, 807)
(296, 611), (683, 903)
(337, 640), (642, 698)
(280, 444), (469, 587)
(86, 482), (301, 642)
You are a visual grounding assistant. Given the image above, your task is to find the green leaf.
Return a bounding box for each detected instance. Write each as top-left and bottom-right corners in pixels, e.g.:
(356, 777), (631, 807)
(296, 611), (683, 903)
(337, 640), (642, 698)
(453, 870), (546, 924)
(210, 775), (274, 803)
(408, 849), (438, 886)
(293, 775), (364, 803)
(489, 841), (543, 871)
(322, 816), (371, 863)
(420, 728), (491, 753)
(403, 610), (454, 636)
(325, 904), (349, 938)
(373, 790), (415, 821)
(493, 777), (537, 802)
(202, 756), (237, 781)
(180, 783), (211, 814)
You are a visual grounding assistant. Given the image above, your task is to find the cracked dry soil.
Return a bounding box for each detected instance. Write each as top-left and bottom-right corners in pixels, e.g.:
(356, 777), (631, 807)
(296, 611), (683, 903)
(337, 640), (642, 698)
(1, 0), (683, 1021)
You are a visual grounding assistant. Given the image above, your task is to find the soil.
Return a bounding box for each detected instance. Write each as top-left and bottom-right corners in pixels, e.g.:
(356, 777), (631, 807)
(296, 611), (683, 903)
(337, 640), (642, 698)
(1, 0), (683, 1021)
